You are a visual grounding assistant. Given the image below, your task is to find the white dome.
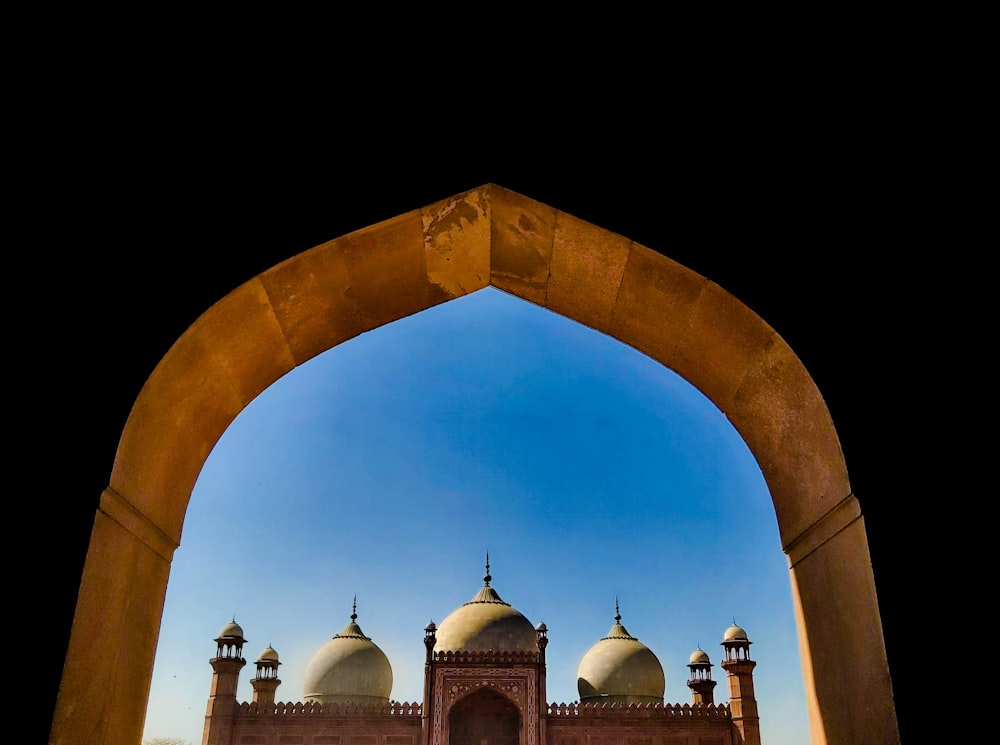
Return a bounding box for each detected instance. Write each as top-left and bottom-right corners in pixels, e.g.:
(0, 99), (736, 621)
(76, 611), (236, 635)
(303, 605), (392, 705)
(723, 623), (749, 642)
(577, 608), (664, 705)
(433, 563), (537, 654)
(217, 620), (245, 640)
(257, 645), (280, 664)
(689, 648), (710, 665)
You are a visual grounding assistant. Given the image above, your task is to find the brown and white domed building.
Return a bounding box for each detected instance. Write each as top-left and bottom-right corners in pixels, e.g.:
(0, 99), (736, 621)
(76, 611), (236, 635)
(202, 558), (761, 745)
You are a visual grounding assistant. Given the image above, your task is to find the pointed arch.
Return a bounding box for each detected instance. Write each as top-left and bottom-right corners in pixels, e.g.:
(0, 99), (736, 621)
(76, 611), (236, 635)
(448, 687), (522, 745)
(48, 184), (898, 745)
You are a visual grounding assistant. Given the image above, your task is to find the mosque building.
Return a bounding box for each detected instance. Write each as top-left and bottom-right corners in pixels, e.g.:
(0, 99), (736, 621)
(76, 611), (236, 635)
(202, 560), (761, 745)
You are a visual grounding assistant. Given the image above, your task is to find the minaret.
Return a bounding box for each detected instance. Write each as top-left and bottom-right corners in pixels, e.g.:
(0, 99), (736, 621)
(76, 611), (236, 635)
(422, 619), (436, 745)
(536, 621), (548, 745)
(720, 622), (760, 745)
(686, 646), (717, 704)
(203, 619), (248, 745)
(250, 644), (281, 708)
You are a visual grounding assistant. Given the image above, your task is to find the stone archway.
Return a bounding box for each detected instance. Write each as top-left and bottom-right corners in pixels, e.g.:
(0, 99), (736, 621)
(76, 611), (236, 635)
(48, 184), (898, 745)
(449, 688), (521, 745)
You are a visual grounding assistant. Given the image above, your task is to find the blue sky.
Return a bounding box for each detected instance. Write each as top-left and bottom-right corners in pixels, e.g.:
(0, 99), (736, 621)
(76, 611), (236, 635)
(142, 286), (810, 745)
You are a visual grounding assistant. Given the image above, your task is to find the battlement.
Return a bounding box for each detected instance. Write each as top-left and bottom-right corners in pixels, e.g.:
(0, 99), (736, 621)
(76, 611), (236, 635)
(237, 700), (423, 717)
(546, 701), (731, 719)
(432, 649), (540, 664)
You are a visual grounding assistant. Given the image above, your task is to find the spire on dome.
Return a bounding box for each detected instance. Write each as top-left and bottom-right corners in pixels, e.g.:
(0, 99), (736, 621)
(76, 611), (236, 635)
(468, 552), (508, 605)
(335, 597), (371, 640)
(603, 598), (638, 640)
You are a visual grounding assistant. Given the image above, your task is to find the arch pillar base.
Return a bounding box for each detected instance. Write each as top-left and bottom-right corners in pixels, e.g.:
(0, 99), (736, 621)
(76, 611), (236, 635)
(790, 502), (899, 745)
(50, 498), (173, 745)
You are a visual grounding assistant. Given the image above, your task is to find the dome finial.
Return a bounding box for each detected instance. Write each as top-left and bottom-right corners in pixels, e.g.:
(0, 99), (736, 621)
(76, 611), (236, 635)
(484, 551), (492, 586)
(351, 595), (358, 622)
(615, 596), (621, 623)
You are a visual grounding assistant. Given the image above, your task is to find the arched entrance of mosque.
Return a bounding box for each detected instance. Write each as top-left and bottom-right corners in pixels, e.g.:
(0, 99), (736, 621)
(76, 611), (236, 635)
(448, 689), (521, 745)
(48, 185), (899, 745)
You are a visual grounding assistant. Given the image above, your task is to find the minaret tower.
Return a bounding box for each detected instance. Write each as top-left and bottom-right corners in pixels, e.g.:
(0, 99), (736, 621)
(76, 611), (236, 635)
(720, 622), (760, 745)
(250, 644), (281, 708)
(203, 618), (248, 745)
(686, 646), (717, 704)
(422, 618), (437, 745)
(535, 620), (549, 745)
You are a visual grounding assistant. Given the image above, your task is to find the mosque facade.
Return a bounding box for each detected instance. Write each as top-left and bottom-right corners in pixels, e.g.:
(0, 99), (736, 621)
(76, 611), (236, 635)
(202, 562), (761, 745)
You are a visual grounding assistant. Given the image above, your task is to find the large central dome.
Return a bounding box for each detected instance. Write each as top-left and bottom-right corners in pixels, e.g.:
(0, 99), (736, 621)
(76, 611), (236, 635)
(433, 558), (538, 654)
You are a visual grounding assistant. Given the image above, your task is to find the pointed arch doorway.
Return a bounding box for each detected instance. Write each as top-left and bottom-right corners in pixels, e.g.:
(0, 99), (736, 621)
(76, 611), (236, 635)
(449, 689), (522, 745)
(48, 184), (898, 745)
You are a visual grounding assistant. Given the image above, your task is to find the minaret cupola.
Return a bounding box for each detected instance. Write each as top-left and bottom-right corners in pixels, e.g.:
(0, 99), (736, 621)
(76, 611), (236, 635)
(255, 645), (280, 678)
(251, 644), (282, 706)
(686, 646), (717, 704)
(721, 622), (751, 662)
(215, 618), (247, 660)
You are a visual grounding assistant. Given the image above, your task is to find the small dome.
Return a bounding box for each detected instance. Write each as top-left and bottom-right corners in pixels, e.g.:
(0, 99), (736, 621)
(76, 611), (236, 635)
(689, 648), (710, 665)
(257, 645), (280, 663)
(577, 604), (665, 705)
(217, 620), (245, 640)
(434, 558), (538, 655)
(303, 602), (392, 705)
(723, 623), (749, 642)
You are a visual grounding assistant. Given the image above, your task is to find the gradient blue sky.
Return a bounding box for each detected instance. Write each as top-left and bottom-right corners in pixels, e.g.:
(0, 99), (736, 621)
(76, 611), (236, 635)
(142, 286), (810, 745)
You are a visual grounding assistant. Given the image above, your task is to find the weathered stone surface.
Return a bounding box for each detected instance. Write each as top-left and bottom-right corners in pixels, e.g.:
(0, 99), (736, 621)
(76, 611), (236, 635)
(732, 337), (850, 545)
(546, 211), (631, 335)
(490, 186), (556, 305)
(610, 242), (707, 379)
(261, 234), (368, 366)
(789, 513), (897, 744)
(50, 508), (170, 745)
(423, 186), (491, 299)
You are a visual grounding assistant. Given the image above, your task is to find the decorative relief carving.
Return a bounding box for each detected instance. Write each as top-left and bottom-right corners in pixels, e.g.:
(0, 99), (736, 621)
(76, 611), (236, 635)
(430, 665), (540, 745)
(545, 701), (731, 719)
(449, 679), (522, 697)
(236, 700), (421, 717)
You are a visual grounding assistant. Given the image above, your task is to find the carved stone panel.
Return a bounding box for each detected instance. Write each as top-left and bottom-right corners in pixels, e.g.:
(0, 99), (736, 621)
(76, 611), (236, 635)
(430, 666), (539, 745)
